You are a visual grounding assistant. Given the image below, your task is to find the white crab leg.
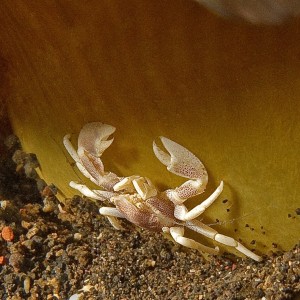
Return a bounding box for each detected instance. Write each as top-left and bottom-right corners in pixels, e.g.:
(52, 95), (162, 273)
(99, 207), (126, 230)
(69, 181), (108, 201)
(186, 220), (262, 262)
(106, 216), (124, 230)
(214, 234), (262, 262)
(153, 137), (208, 204)
(169, 227), (219, 254)
(174, 181), (224, 221)
(63, 134), (81, 163)
(92, 189), (118, 200)
(99, 207), (125, 218)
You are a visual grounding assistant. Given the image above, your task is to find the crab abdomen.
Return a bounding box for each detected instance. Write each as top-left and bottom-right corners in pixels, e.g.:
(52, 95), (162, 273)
(114, 195), (177, 232)
(114, 197), (163, 232)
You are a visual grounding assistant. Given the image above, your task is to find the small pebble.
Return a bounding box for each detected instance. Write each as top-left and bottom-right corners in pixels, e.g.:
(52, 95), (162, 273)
(23, 276), (31, 294)
(1, 226), (14, 241)
(74, 233), (82, 240)
(69, 294), (82, 300)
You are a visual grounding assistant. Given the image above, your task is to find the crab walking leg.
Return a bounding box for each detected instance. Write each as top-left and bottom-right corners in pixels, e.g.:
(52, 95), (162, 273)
(99, 207), (126, 230)
(174, 181), (224, 221)
(186, 220), (262, 262)
(92, 189), (118, 200)
(99, 207), (125, 218)
(63, 134), (98, 184)
(106, 216), (124, 230)
(169, 227), (219, 254)
(63, 134), (80, 162)
(214, 234), (262, 262)
(69, 181), (109, 201)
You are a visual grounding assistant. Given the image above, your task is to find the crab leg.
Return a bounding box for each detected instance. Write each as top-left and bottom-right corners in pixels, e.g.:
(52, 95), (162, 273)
(69, 181), (117, 201)
(174, 181), (224, 221)
(99, 207), (125, 218)
(64, 134), (98, 184)
(214, 233), (262, 261)
(169, 227), (219, 254)
(186, 220), (262, 261)
(105, 217), (124, 230)
(99, 207), (126, 230)
(153, 137), (208, 204)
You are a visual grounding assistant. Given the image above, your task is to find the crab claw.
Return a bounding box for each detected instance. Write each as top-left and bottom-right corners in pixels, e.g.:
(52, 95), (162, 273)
(153, 137), (209, 203)
(78, 122), (116, 157)
(76, 122), (119, 188)
(153, 137), (207, 180)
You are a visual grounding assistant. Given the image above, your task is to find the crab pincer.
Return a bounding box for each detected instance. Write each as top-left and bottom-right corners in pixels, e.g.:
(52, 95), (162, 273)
(64, 122), (119, 189)
(77, 122), (116, 158)
(153, 137), (208, 180)
(153, 137), (209, 204)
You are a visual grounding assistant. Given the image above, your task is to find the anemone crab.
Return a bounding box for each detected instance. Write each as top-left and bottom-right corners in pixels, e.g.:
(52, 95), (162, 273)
(63, 122), (262, 262)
